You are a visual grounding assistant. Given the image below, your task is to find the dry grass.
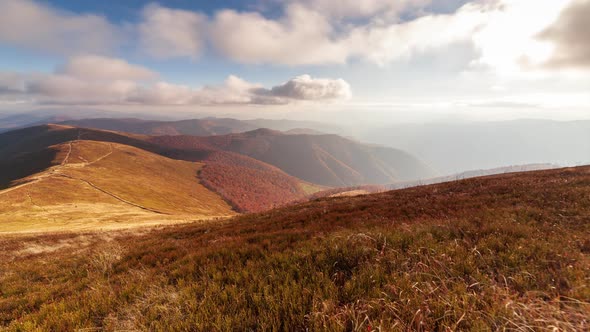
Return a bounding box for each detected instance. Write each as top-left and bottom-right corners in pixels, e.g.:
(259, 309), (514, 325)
(1, 166), (589, 330)
(0, 140), (234, 233)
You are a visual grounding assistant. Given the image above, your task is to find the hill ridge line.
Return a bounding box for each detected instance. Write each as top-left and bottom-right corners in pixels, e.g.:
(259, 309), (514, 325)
(0, 140), (168, 215)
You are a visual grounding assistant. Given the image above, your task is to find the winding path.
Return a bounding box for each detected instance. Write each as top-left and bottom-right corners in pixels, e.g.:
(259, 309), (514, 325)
(55, 174), (167, 215)
(0, 141), (168, 215)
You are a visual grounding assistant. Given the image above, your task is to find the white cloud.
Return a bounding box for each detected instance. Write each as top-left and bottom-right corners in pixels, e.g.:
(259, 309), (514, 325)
(206, 0), (582, 74)
(207, 1), (484, 66)
(262, 75), (352, 101)
(345, 4), (485, 66)
(0, 57), (351, 106)
(469, 0), (572, 74)
(210, 4), (349, 65)
(57, 55), (157, 81)
(27, 74), (138, 104)
(138, 3), (207, 59)
(0, 73), (26, 93)
(0, 0), (119, 55)
(102, 74), (351, 105)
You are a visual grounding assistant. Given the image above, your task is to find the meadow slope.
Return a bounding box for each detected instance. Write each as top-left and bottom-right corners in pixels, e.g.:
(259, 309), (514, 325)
(0, 125), (315, 213)
(1, 166), (589, 330)
(0, 140), (234, 233)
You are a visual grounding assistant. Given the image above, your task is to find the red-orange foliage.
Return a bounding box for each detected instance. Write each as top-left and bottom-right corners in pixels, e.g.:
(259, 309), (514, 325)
(148, 135), (309, 212)
(199, 151), (306, 212)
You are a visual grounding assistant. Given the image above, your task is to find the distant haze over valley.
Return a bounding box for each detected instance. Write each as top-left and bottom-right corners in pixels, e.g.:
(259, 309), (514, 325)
(2, 111), (588, 178)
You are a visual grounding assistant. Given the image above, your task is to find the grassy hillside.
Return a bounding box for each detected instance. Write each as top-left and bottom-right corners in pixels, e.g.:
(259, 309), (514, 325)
(1, 166), (588, 330)
(151, 129), (436, 187)
(0, 140), (234, 233)
(0, 125), (315, 213)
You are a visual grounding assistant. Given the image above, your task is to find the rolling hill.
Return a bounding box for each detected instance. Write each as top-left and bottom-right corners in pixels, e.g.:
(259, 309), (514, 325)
(0, 140), (234, 233)
(60, 117), (259, 136)
(0, 125), (313, 213)
(58, 117), (342, 136)
(1, 166), (588, 330)
(28, 120), (437, 187)
(1, 124), (434, 212)
(150, 129), (436, 187)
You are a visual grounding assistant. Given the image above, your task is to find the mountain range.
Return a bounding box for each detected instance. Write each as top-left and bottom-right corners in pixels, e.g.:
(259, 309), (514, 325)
(0, 121), (433, 227)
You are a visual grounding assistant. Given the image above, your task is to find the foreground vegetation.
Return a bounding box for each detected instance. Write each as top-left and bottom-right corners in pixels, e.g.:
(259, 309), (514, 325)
(1, 167), (589, 330)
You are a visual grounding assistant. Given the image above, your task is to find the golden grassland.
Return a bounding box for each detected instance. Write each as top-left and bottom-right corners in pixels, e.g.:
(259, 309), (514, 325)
(0, 140), (234, 233)
(1, 166), (589, 330)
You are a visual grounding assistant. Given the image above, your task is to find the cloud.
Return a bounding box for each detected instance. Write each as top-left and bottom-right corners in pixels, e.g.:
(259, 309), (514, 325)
(97, 74), (351, 106)
(0, 73), (26, 93)
(469, 0), (572, 74)
(0, 0), (119, 55)
(206, 1), (485, 66)
(127, 76), (259, 105)
(1, 0), (581, 74)
(345, 3), (485, 66)
(0, 57), (351, 106)
(261, 75), (352, 101)
(210, 4), (349, 65)
(138, 4), (207, 59)
(27, 75), (138, 105)
(538, 0), (590, 69)
(57, 55), (157, 81)
(207, 0), (582, 74)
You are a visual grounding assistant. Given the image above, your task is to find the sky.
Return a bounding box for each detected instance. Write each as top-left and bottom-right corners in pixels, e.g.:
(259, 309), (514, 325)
(0, 0), (588, 123)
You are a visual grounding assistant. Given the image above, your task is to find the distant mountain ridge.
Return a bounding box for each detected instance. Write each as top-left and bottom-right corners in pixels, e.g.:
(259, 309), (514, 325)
(14, 118), (436, 187)
(0, 125), (310, 213)
(58, 117), (340, 137)
(150, 129), (436, 187)
(60, 118), (259, 136)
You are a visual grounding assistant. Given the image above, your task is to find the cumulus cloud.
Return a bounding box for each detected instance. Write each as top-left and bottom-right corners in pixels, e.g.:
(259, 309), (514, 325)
(1, 0), (580, 74)
(0, 57), (351, 106)
(206, 0), (581, 73)
(538, 0), (590, 69)
(345, 4), (485, 66)
(210, 4), (350, 65)
(57, 55), (157, 81)
(261, 75), (351, 101)
(138, 4), (207, 59)
(27, 74), (138, 105)
(207, 1), (484, 66)
(0, 0), (119, 55)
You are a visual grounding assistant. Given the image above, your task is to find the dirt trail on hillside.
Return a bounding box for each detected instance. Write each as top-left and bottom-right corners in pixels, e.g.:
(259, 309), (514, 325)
(55, 173), (167, 215)
(0, 141), (166, 215)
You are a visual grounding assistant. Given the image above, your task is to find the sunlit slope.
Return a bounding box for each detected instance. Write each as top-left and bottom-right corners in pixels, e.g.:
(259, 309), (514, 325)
(1, 166), (589, 330)
(0, 140), (234, 232)
(0, 125), (313, 212)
